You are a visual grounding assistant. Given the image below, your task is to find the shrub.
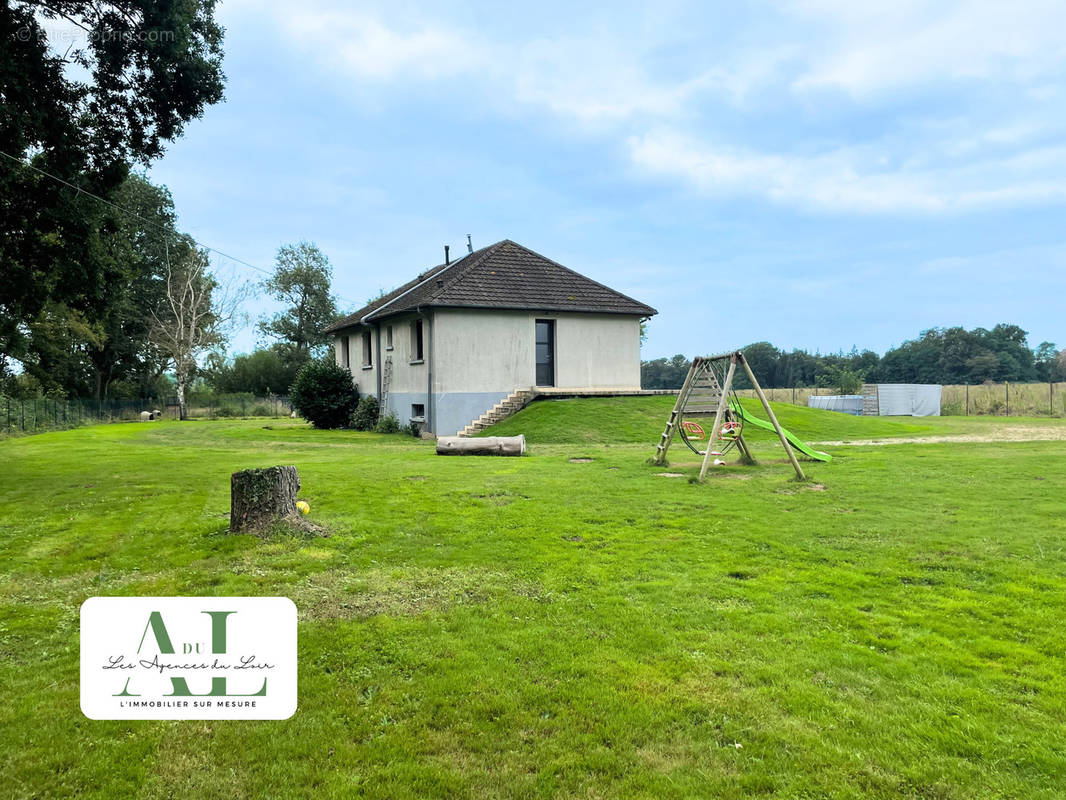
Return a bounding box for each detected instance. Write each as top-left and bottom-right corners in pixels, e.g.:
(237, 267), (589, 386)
(403, 419), (422, 438)
(288, 359), (359, 429)
(215, 404), (239, 418)
(251, 403), (271, 416)
(374, 411), (400, 434)
(350, 395), (379, 431)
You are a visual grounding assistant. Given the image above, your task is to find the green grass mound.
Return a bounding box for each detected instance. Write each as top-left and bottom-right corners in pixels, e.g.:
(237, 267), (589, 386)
(480, 395), (935, 444)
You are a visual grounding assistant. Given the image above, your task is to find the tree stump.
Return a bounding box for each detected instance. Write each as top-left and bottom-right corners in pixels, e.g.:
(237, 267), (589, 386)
(230, 466), (300, 532)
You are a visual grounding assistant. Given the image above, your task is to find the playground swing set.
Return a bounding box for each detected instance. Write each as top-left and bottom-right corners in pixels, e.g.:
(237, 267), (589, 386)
(652, 350), (831, 482)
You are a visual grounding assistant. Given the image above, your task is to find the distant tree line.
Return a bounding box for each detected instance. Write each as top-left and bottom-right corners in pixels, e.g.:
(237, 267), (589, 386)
(642, 324), (1066, 392)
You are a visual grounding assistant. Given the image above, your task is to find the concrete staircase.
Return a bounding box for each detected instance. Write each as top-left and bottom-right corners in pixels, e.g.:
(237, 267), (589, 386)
(457, 388), (534, 437)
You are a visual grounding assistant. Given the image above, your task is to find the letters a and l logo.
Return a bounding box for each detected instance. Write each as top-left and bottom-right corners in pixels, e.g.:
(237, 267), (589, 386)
(80, 597), (297, 720)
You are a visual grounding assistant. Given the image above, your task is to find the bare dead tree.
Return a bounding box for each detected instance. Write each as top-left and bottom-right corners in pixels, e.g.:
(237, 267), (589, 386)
(150, 241), (249, 419)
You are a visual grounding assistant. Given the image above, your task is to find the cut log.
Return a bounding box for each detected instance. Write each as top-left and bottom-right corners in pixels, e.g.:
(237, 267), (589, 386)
(436, 435), (526, 456)
(230, 465), (300, 532)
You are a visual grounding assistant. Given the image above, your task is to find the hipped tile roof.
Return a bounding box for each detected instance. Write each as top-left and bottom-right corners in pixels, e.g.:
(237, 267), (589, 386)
(325, 240), (656, 332)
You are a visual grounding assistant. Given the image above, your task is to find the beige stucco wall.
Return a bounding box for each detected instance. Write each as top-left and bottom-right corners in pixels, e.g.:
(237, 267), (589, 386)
(432, 308), (642, 393)
(379, 312), (429, 395)
(334, 329), (378, 396)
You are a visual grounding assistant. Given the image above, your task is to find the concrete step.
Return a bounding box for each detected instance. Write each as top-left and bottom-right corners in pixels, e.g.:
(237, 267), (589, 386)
(458, 387), (534, 438)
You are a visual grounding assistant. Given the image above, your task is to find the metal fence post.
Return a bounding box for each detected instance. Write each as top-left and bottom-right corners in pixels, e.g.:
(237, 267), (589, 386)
(1005, 382), (1010, 416)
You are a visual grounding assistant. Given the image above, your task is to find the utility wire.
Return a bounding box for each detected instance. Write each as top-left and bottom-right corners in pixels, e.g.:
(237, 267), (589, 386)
(0, 148), (360, 307)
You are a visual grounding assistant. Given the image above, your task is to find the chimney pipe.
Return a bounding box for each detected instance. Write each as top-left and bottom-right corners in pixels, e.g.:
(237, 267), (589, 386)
(466, 234), (473, 254)
(444, 245), (450, 265)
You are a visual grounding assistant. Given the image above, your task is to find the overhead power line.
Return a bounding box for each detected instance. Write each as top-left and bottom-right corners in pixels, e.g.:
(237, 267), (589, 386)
(0, 148), (360, 308)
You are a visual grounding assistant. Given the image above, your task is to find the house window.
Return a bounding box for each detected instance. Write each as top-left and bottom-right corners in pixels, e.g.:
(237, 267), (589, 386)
(411, 403), (425, 421)
(535, 319), (555, 387)
(362, 331), (372, 368)
(410, 319), (424, 362)
(385, 325), (393, 350)
(340, 336), (350, 368)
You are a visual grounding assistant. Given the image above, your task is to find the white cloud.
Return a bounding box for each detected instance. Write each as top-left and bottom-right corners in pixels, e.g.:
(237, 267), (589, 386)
(243, 0), (1066, 215)
(789, 0), (1066, 94)
(268, 8), (478, 80)
(511, 35), (705, 122)
(628, 131), (1066, 213)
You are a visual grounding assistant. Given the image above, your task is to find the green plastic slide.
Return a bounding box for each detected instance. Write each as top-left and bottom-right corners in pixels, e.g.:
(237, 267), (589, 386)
(735, 407), (833, 462)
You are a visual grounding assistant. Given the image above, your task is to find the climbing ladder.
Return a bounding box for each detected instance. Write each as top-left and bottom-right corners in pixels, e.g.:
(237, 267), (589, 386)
(380, 356), (393, 416)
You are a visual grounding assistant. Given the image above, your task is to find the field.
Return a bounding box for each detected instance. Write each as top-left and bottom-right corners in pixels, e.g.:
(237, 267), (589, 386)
(2, 401), (1066, 798)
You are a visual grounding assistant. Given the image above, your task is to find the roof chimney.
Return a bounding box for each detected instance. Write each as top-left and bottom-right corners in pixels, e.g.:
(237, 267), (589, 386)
(466, 234), (473, 254)
(444, 245), (450, 265)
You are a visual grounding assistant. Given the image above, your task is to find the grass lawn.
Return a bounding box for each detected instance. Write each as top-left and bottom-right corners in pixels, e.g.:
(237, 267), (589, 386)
(482, 394), (1066, 444)
(2, 404), (1065, 798)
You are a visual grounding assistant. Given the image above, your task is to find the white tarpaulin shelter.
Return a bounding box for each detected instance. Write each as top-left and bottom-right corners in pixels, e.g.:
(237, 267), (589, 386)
(861, 384), (942, 416)
(808, 395), (864, 415)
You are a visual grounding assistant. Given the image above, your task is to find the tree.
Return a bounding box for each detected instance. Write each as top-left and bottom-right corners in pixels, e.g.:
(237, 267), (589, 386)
(83, 175), (176, 400)
(208, 347), (301, 396)
(9, 174), (183, 401)
(816, 364), (863, 395)
(641, 354), (690, 389)
(1034, 342), (1059, 382)
(150, 242), (244, 419)
(0, 0), (225, 373)
(736, 342), (782, 388)
(289, 358), (359, 429)
(259, 242), (338, 363)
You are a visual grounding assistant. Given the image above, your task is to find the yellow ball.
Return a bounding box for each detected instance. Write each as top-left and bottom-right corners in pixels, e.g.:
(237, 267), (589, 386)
(296, 500), (310, 516)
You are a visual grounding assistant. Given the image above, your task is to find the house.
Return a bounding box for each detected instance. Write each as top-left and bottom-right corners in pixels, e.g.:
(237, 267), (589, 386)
(324, 239), (657, 436)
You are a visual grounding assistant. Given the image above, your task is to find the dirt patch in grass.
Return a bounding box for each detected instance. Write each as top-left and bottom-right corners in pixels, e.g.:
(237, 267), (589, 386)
(466, 490), (528, 506)
(568, 457), (595, 463)
(252, 515), (328, 538)
(816, 426), (1066, 446)
(656, 472), (686, 478)
(775, 482), (826, 495)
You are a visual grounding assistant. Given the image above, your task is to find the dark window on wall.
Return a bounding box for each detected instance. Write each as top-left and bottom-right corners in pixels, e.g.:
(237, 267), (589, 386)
(340, 336), (350, 368)
(411, 403), (425, 420)
(362, 331), (372, 367)
(411, 319), (424, 362)
(386, 325), (394, 350)
(535, 319), (555, 387)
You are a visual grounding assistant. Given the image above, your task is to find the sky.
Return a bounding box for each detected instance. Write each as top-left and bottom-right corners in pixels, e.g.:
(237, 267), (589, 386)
(141, 0), (1066, 360)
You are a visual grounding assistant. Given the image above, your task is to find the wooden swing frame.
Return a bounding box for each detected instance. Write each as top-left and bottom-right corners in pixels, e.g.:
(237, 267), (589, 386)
(653, 350), (806, 482)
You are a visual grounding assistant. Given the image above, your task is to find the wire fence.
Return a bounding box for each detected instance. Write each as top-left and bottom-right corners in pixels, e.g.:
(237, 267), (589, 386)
(1, 394), (292, 437)
(729, 382), (1066, 417)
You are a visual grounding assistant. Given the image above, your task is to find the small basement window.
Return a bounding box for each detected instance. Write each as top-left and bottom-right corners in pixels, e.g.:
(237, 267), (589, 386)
(410, 319), (424, 362)
(385, 325), (394, 350)
(362, 331), (372, 368)
(411, 403), (425, 421)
